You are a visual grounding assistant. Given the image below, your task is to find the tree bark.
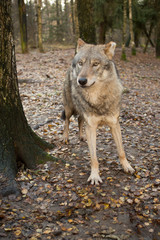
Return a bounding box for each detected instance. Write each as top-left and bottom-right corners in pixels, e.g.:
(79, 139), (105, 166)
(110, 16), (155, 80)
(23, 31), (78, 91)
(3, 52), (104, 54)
(0, 0), (55, 196)
(121, 0), (127, 60)
(143, 23), (154, 53)
(71, 0), (75, 36)
(128, 0), (136, 55)
(155, 0), (160, 57)
(18, 0), (28, 53)
(77, 0), (96, 44)
(98, 22), (106, 44)
(37, 0), (44, 52)
(56, 0), (61, 42)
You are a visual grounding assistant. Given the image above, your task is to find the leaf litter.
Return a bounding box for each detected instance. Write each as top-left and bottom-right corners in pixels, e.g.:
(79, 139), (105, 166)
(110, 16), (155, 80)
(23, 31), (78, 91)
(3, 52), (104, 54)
(0, 48), (160, 239)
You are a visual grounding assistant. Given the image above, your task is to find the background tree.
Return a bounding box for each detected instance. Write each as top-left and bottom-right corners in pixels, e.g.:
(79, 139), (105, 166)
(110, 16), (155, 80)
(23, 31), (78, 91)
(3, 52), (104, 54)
(18, 0), (28, 53)
(0, 0), (55, 196)
(129, 0), (136, 55)
(56, 0), (61, 42)
(77, 0), (96, 44)
(121, 0), (127, 60)
(70, 0), (75, 38)
(155, 0), (160, 57)
(37, 0), (44, 52)
(26, 0), (37, 48)
(94, 0), (120, 44)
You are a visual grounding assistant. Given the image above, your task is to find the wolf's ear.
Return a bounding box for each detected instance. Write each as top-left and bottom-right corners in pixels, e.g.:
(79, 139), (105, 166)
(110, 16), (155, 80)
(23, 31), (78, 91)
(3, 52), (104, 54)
(76, 38), (86, 53)
(104, 41), (116, 59)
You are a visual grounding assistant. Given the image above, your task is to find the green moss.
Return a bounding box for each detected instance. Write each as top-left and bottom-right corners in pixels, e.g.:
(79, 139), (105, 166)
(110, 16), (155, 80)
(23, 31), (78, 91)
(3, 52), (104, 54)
(121, 52), (127, 61)
(131, 47), (136, 56)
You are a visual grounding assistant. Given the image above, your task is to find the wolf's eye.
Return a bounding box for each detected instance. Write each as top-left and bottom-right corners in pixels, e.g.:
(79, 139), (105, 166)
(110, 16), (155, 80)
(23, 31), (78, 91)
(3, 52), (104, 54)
(78, 60), (83, 66)
(93, 62), (99, 67)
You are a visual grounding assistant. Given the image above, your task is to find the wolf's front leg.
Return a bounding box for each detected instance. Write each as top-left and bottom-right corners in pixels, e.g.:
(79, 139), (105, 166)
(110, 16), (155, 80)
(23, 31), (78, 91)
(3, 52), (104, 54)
(110, 120), (135, 174)
(85, 124), (102, 185)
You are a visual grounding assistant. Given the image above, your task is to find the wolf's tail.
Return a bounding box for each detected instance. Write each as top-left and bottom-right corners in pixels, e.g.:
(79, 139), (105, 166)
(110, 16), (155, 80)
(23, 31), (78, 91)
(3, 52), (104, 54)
(61, 110), (66, 120)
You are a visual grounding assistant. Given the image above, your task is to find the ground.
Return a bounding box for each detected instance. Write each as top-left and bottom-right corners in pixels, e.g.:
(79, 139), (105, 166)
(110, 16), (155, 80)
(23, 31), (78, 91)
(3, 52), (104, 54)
(0, 47), (159, 240)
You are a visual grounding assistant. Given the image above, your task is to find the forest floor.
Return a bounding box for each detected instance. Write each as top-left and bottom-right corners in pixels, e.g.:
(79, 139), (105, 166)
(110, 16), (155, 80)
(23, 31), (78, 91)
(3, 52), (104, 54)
(0, 47), (160, 240)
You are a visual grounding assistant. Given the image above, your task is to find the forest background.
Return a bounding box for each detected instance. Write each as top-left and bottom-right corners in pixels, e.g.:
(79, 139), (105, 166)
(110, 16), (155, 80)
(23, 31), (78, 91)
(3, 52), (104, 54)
(12, 0), (160, 58)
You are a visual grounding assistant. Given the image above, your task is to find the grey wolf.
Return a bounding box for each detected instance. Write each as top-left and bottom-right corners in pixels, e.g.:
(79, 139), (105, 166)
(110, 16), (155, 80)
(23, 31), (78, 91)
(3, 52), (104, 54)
(62, 38), (135, 185)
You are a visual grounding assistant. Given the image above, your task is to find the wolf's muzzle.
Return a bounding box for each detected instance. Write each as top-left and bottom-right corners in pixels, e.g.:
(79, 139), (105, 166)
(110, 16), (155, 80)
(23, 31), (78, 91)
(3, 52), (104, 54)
(78, 77), (87, 86)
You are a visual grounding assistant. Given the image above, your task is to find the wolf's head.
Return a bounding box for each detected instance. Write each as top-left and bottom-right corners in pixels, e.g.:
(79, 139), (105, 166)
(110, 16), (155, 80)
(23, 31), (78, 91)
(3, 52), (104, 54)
(72, 39), (117, 88)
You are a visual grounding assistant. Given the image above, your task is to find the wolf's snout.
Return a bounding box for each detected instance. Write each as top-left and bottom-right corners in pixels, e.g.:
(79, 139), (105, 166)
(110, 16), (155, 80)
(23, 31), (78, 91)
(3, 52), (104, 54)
(78, 78), (87, 86)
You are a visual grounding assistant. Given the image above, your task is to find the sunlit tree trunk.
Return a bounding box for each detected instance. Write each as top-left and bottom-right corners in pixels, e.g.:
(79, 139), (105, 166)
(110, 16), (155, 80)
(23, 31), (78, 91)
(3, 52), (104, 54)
(121, 0), (127, 60)
(18, 0), (28, 53)
(128, 0), (136, 55)
(0, 0), (54, 196)
(37, 0), (43, 52)
(77, 0), (96, 44)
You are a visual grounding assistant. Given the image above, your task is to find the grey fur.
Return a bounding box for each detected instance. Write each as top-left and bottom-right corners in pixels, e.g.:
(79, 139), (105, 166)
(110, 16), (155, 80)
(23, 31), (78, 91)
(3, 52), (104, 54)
(62, 39), (134, 184)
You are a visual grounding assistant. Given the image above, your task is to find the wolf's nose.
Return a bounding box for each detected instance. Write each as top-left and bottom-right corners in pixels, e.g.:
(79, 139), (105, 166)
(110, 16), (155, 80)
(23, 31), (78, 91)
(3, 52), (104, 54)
(78, 78), (87, 86)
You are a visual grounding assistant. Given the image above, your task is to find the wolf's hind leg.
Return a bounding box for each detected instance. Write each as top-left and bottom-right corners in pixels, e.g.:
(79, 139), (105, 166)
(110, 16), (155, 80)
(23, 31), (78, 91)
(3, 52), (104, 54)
(110, 120), (135, 174)
(85, 124), (102, 185)
(78, 116), (85, 141)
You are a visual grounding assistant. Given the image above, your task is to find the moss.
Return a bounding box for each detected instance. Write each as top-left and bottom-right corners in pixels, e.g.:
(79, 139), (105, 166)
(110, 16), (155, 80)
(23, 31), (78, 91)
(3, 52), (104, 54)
(121, 52), (127, 61)
(131, 47), (136, 56)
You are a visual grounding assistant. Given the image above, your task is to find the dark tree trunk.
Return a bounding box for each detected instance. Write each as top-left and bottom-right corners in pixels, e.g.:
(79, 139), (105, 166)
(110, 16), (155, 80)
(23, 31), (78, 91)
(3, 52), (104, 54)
(77, 0), (96, 44)
(143, 23), (155, 53)
(0, 0), (55, 196)
(18, 0), (28, 53)
(155, 0), (160, 57)
(98, 22), (106, 44)
(156, 24), (160, 57)
(56, 0), (61, 42)
(121, 0), (127, 61)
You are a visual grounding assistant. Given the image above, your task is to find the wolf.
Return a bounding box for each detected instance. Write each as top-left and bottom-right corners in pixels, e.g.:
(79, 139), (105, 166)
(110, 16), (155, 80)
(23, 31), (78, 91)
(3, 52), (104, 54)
(62, 38), (135, 185)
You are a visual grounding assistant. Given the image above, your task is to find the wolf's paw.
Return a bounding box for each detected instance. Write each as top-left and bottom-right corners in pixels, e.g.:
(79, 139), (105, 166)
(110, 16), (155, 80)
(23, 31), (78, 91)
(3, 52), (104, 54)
(123, 161), (135, 174)
(87, 171), (102, 185)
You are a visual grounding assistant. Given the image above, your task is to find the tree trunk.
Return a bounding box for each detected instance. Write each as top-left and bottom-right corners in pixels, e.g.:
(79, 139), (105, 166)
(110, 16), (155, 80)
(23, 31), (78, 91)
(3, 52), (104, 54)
(128, 0), (136, 55)
(0, 0), (55, 196)
(18, 0), (28, 53)
(37, 0), (43, 52)
(74, 0), (79, 42)
(143, 23), (154, 53)
(77, 0), (96, 44)
(121, 0), (127, 60)
(98, 22), (106, 44)
(155, 0), (160, 57)
(71, 0), (75, 36)
(56, 0), (61, 42)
